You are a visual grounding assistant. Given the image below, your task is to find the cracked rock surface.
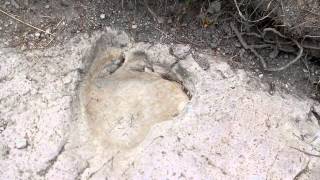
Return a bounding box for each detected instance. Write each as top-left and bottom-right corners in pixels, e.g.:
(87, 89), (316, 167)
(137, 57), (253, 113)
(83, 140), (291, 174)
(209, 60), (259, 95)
(1, 28), (320, 179)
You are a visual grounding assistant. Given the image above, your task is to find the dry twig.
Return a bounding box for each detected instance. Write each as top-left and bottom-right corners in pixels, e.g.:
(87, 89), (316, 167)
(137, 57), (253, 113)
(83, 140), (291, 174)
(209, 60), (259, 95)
(231, 22), (304, 72)
(45, 18), (64, 47)
(233, 0), (277, 23)
(301, 35), (320, 50)
(290, 146), (320, 158)
(230, 22), (267, 68)
(263, 28), (303, 71)
(0, 8), (54, 36)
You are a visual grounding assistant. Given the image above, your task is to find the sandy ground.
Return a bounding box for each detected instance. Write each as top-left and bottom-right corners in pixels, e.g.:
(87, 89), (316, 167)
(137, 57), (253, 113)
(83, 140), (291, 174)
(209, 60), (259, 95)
(1, 28), (320, 179)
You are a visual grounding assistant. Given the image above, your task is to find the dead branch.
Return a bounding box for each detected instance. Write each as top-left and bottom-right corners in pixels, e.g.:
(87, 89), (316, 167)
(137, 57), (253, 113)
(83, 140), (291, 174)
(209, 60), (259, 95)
(230, 22), (267, 68)
(301, 35), (320, 50)
(0, 8), (54, 36)
(233, 0), (277, 23)
(302, 44), (320, 50)
(231, 23), (304, 72)
(262, 28), (304, 72)
(263, 27), (287, 39)
(250, 44), (274, 49)
(266, 38), (303, 71)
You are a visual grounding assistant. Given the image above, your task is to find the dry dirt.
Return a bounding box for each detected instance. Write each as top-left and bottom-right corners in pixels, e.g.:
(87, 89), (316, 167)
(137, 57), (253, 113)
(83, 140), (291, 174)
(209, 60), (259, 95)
(1, 0), (320, 180)
(0, 0), (319, 97)
(0, 26), (320, 180)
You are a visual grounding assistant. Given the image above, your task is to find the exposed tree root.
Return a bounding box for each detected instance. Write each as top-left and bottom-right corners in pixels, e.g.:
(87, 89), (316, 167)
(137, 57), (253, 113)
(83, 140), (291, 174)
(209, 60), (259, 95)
(231, 22), (304, 72)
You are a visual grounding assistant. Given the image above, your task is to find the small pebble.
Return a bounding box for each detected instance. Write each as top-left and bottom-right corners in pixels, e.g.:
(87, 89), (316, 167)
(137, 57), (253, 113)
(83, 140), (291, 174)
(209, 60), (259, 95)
(45, 5), (50, 9)
(100, 14), (106, 19)
(131, 24), (137, 29)
(15, 138), (28, 149)
(45, 28), (51, 34)
(35, 32), (41, 37)
(258, 74), (263, 78)
(235, 42), (241, 48)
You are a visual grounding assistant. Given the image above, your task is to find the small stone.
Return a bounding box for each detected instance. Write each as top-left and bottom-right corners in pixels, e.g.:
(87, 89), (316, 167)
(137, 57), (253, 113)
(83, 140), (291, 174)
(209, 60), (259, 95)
(15, 138), (28, 149)
(302, 68), (308, 73)
(45, 28), (51, 34)
(258, 74), (263, 78)
(45, 5), (50, 9)
(35, 32), (41, 37)
(100, 14), (106, 19)
(131, 24), (137, 29)
(235, 42), (241, 48)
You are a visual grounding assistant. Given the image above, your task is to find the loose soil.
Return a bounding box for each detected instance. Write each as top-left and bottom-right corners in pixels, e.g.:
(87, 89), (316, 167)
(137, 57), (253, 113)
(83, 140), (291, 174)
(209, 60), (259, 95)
(0, 0), (319, 99)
